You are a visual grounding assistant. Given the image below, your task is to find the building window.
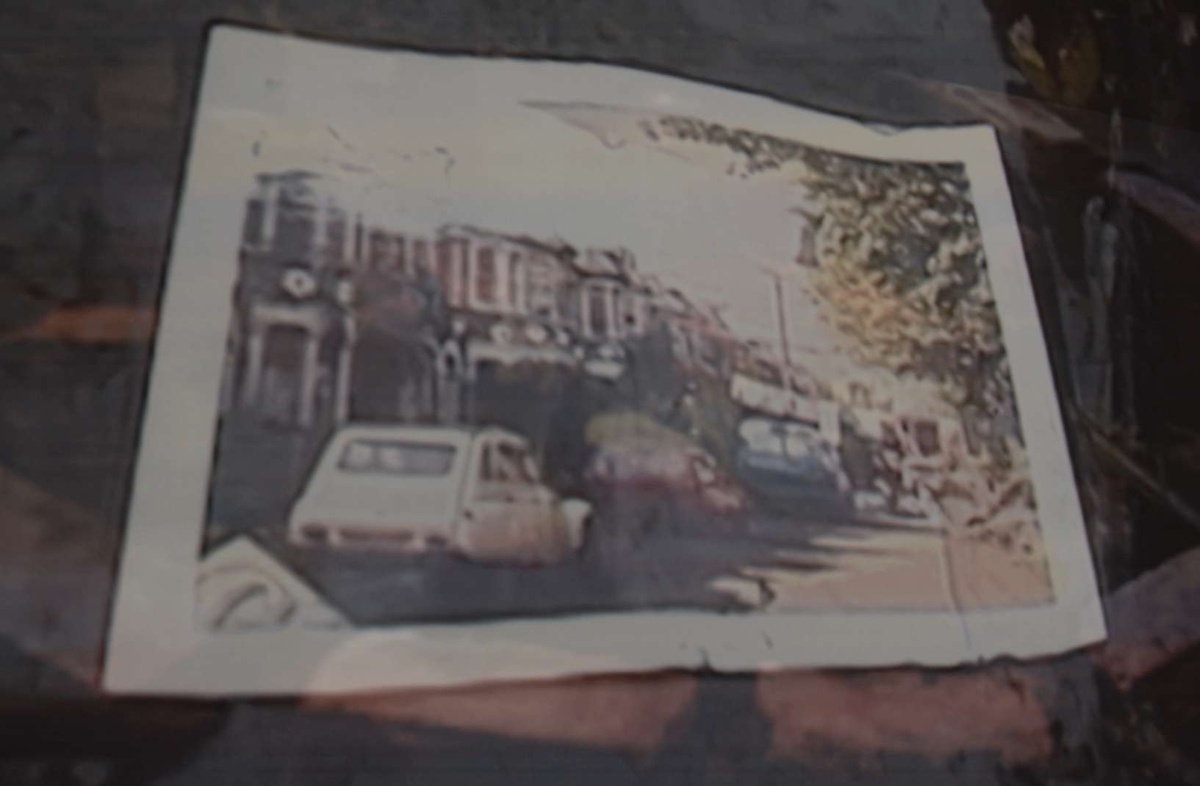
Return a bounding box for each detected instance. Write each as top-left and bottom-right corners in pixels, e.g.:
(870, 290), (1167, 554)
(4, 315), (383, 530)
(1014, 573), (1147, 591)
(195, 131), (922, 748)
(458, 244), (469, 307)
(275, 208), (315, 259)
(524, 262), (554, 320)
(325, 215), (346, 263)
(435, 240), (455, 303)
(587, 285), (608, 338)
(394, 235), (407, 274)
(242, 199), (265, 247)
(476, 247), (497, 305)
(619, 294), (641, 335)
(509, 253), (522, 310)
(413, 239), (429, 272)
(368, 229), (387, 270)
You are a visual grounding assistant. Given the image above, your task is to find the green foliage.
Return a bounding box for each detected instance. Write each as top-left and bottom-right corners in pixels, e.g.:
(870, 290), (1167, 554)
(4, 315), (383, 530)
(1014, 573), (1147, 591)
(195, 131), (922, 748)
(645, 113), (1013, 417)
(799, 156), (1012, 417)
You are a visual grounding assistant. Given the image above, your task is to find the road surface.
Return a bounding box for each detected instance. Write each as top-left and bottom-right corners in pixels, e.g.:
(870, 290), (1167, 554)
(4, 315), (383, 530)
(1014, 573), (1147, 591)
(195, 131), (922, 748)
(274, 502), (950, 625)
(205, 423), (958, 624)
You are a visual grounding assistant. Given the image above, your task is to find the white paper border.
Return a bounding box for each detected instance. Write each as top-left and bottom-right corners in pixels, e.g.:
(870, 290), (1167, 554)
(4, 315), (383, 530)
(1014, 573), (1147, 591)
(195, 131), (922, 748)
(103, 24), (1105, 696)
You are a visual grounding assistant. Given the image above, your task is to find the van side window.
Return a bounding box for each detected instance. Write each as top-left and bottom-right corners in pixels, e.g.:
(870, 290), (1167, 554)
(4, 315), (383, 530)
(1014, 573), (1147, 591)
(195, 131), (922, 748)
(477, 439), (538, 489)
(337, 439), (456, 476)
(476, 442), (516, 503)
(492, 443), (533, 484)
(512, 445), (540, 483)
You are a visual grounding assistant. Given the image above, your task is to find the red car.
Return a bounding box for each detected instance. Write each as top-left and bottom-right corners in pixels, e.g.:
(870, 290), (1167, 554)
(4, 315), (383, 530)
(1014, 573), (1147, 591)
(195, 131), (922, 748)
(584, 437), (745, 516)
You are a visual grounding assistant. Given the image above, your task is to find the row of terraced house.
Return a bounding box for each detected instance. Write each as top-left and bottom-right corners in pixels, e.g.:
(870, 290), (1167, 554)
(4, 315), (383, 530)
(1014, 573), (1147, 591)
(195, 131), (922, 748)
(220, 170), (746, 431)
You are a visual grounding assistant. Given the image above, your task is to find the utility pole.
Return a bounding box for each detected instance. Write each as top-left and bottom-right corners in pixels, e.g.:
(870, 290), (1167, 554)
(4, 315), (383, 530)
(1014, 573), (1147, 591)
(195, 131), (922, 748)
(771, 271), (790, 367)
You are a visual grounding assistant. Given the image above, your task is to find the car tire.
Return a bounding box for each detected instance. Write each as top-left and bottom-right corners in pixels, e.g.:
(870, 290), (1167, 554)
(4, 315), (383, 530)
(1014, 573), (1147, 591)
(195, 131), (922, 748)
(566, 513), (589, 553)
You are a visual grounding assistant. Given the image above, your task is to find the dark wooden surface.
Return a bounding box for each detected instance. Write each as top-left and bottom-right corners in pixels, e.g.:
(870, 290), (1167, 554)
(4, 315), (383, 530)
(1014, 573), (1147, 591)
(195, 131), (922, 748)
(4, 1), (1200, 783)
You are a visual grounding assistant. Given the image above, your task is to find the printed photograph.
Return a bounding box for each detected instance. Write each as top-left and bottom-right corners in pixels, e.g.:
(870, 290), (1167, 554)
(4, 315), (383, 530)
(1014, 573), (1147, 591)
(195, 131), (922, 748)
(193, 66), (1053, 634)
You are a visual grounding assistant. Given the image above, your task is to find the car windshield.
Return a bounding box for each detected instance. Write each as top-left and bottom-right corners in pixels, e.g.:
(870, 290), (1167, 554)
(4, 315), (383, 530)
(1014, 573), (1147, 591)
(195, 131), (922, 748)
(782, 432), (814, 461)
(338, 439), (456, 476)
(740, 420), (819, 462)
(740, 420), (785, 455)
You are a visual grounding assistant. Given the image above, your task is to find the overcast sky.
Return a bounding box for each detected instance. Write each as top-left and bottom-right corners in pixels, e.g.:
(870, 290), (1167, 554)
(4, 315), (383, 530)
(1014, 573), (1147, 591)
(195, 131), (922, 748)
(187, 29), (867, 364)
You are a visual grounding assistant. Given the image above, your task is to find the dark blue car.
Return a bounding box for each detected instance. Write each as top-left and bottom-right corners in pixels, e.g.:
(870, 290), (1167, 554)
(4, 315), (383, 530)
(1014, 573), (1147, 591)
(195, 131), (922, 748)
(733, 417), (854, 516)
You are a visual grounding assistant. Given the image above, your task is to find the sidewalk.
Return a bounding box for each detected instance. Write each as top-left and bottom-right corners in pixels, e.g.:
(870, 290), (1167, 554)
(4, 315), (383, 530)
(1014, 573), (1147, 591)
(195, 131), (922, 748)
(712, 511), (1053, 613)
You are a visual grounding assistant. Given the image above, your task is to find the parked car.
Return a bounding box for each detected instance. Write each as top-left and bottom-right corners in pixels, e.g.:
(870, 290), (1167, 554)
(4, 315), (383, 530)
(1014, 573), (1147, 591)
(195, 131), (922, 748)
(584, 435), (746, 516)
(288, 424), (592, 566)
(733, 417), (853, 515)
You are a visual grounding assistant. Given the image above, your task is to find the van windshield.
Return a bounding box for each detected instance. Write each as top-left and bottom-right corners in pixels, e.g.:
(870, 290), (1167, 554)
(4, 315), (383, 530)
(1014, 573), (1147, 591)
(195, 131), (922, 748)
(337, 439), (456, 476)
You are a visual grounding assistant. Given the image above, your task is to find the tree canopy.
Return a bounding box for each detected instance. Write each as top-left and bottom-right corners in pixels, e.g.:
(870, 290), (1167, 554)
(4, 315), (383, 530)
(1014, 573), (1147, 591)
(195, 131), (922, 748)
(799, 156), (1011, 419)
(647, 114), (1013, 420)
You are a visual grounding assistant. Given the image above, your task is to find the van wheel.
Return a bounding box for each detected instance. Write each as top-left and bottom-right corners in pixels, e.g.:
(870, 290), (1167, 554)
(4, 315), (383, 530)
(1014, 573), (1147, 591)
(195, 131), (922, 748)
(567, 514), (590, 553)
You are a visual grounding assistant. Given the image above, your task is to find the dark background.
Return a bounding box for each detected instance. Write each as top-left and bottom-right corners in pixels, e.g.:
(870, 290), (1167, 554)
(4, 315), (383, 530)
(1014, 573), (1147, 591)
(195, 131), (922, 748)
(4, 0), (1200, 783)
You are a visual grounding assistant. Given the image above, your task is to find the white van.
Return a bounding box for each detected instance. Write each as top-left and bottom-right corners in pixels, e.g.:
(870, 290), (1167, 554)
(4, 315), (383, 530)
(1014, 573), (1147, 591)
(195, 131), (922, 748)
(287, 424), (592, 566)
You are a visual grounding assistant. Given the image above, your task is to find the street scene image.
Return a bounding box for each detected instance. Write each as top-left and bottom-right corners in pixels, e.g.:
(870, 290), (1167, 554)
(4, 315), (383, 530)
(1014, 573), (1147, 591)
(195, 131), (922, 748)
(195, 99), (1053, 632)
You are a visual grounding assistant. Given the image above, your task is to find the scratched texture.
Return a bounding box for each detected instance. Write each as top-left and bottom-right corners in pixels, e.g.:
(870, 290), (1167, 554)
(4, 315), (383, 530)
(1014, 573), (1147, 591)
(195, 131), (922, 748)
(3, 1), (1200, 783)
